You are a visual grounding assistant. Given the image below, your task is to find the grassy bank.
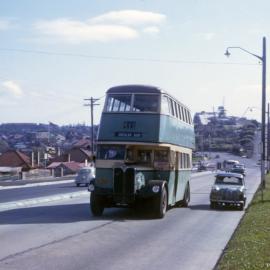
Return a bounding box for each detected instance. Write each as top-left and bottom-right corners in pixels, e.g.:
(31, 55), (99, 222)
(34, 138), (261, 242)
(217, 175), (270, 270)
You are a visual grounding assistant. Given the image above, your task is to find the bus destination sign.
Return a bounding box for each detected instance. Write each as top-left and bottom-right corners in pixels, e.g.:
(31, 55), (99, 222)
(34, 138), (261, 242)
(115, 132), (143, 138)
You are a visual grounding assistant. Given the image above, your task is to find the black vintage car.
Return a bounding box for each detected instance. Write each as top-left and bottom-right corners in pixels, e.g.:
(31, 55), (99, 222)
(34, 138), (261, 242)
(210, 172), (246, 210)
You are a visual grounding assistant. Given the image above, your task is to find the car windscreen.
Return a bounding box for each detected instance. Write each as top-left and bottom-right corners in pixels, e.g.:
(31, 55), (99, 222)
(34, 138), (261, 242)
(215, 176), (243, 185)
(78, 169), (91, 175)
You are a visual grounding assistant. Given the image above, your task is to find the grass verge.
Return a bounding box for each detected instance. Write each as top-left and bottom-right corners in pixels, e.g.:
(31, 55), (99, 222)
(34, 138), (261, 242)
(216, 174), (270, 270)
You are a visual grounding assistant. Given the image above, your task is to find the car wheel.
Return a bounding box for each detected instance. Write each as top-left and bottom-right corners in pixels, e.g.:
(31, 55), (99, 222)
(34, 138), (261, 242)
(90, 192), (104, 216)
(76, 183), (80, 187)
(153, 186), (167, 219)
(239, 203), (244, 211)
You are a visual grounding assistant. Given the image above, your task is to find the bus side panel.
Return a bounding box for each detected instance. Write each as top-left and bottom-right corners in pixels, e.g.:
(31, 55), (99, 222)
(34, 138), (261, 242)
(166, 170), (191, 205)
(159, 115), (195, 149)
(176, 170), (191, 202)
(167, 171), (175, 205)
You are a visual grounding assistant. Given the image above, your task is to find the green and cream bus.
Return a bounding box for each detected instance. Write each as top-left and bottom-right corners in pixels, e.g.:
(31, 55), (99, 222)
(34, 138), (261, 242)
(89, 85), (195, 218)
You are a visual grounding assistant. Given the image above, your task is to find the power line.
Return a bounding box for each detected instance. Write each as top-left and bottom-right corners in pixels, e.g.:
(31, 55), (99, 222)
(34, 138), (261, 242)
(0, 48), (260, 66)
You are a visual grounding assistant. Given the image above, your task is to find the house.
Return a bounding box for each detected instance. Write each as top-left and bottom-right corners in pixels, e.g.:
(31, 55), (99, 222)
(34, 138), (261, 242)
(0, 150), (32, 171)
(50, 147), (92, 164)
(72, 139), (91, 149)
(47, 161), (83, 177)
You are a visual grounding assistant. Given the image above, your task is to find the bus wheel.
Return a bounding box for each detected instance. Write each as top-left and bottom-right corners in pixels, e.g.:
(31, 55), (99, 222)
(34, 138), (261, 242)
(180, 182), (190, 207)
(210, 201), (216, 209)
(153, 186), (167, 219)
(90, 192), (104, 216)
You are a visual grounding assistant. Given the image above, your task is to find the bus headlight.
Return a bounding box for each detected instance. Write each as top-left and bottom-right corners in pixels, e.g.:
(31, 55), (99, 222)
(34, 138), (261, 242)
(152, 185), (160, 193)
(88, 183), (95, 192)
(135, 172), (145, 191)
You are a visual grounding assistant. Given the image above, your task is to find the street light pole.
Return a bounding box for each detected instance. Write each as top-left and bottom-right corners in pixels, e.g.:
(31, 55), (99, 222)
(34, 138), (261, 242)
(261, 37), (266, 190)
(267, 103), (270, 172)
(225, 37), (267, 195)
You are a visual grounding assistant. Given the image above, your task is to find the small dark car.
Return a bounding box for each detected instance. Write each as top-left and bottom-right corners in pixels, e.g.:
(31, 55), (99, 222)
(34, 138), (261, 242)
(230, 164), (245, 176)
(210, 172), (246, 210)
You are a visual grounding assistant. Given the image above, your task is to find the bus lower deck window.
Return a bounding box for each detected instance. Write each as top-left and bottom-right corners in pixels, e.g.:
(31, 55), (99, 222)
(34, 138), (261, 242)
(138, 150), (152, 163)
(97, 145), (125, 160)
(154, 150), (168, 162)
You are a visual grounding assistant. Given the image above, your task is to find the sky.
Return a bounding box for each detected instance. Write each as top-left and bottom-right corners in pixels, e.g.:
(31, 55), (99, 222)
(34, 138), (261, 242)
(0, 0), (269, 125)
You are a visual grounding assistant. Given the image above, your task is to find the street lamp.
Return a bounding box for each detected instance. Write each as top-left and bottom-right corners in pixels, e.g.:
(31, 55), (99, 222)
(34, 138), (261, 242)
(241, 106), (259, 118)
(225, 37), (266, 193)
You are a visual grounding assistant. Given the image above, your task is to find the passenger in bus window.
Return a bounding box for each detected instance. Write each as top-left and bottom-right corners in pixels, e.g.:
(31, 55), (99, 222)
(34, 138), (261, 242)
(138, 150), (151, 163)
(105, 149), (118, 159)
(125, 148), (134, 162)
(154, 150), (168, 162)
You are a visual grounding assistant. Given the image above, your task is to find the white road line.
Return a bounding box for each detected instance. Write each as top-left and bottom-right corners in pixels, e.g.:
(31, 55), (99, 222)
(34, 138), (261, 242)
(0, 180), (75, 190)
(0, 191), (89, 212)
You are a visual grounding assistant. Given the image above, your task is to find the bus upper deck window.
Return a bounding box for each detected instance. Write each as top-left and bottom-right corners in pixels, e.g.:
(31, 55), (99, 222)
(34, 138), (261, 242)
(105, 94), (132, 112)
(161, 95), (170, 115)
(133, 94), (159, 112)
(169, 99), (175, 116)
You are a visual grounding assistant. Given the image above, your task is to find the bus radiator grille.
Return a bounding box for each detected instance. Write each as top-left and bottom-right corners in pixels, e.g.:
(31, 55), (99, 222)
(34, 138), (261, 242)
(113, 168), (135, 203)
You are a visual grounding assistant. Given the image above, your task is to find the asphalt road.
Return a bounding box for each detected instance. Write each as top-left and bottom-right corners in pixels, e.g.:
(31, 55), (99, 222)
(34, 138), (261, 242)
(0, 153), (261, 270)
(0, 180), (85, 204)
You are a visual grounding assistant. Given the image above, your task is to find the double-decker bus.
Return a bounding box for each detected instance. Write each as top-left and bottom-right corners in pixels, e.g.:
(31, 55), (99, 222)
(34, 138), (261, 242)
(89, 85), (195, 218)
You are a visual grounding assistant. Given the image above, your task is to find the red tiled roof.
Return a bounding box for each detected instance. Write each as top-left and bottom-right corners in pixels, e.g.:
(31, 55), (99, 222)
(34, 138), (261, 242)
(73, 139), (91, 148)
(47, 161), (83, 172)
(47, 162), (62, 169)
(80, 148), (92, 157)
(50, 148), (92, 164)
(63, 162), (83, 172)
(0, 150), (31, 169)
(15, 151), (31, 165)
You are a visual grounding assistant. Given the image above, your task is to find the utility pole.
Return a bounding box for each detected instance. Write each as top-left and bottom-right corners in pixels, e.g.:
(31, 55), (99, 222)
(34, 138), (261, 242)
(266, 102), (270, 173)
(84, 97), (100, 160)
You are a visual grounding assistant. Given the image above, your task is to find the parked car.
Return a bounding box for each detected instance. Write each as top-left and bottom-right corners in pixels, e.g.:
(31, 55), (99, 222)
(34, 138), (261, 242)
(75, 166), (95, 187)
(210, 172), (246, 210)
(230, 164), (246, 176)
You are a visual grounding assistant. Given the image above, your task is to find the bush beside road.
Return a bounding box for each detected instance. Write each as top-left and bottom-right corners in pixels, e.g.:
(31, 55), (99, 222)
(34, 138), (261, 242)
(216, 174), (270, 270)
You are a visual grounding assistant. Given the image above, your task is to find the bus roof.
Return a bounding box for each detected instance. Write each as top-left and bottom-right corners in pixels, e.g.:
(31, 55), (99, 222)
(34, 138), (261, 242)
(107, 85), (162, 94)
(106, 84), (190, 111)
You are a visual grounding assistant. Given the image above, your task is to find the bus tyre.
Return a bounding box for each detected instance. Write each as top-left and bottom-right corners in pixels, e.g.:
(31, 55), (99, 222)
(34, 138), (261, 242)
(153, 186), (167, 219)
(90, 193), (104, 216)
(210, 201), (216, 209)
(181, 182), (190, 207)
